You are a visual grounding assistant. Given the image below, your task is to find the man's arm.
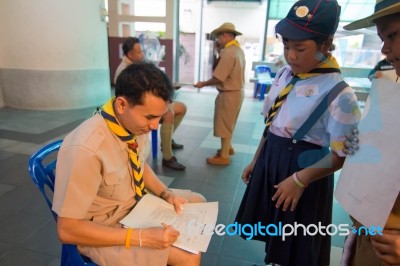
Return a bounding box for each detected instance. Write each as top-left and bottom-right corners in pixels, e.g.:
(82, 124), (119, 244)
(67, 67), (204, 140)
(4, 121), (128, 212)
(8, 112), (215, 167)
(142, 163), (188, 214)
(143, 162), (170, 198)
(193, 76), (222, 89)
(57, 216), (179, 249)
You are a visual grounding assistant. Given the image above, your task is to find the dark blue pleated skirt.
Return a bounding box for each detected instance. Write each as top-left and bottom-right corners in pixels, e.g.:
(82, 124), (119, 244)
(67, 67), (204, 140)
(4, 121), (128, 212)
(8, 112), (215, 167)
(235, 133), (333, 266)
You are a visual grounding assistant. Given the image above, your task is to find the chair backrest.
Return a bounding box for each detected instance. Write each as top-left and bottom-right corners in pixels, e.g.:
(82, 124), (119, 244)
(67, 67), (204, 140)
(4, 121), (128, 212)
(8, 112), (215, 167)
(28, 140), (62, 220)
(28, 140), (97, 266)
(255, 65), (272, 83)
(255, 64), (271, 74)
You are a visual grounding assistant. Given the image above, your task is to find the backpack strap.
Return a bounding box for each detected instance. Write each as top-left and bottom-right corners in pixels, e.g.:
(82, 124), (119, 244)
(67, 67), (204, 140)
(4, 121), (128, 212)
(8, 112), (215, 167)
(292, 81), (349, 142)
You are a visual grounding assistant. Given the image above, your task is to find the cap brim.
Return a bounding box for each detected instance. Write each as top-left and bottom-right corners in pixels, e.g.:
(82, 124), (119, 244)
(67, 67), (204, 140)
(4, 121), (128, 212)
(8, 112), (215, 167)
(275, 18), (325, 40)
(344, 4), (400, 30)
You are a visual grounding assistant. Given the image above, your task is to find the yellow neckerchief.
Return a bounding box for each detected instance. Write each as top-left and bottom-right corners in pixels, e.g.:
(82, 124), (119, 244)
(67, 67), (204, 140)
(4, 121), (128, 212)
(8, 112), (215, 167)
(263, 55), (341, 137)
(224, 39), (240, 48)
(296, 55), (340, 79)
(100, 97), (145, 201)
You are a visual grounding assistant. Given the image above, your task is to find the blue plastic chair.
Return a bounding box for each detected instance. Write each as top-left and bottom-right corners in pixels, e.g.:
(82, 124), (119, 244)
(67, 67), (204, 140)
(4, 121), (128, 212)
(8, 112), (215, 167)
(253, 65), (273, 101)
(28, 140), (97, 266)
(151, 129), (158, 158)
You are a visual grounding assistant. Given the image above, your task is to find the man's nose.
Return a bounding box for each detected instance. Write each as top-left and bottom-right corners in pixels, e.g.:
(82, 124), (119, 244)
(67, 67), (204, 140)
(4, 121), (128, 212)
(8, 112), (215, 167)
(149, 120), (160, 130)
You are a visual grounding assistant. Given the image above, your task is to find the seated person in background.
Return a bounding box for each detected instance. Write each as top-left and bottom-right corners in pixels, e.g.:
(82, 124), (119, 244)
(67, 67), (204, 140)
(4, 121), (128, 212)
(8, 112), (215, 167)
(115, 37), (187, 171)
(53, 62), (205, 266)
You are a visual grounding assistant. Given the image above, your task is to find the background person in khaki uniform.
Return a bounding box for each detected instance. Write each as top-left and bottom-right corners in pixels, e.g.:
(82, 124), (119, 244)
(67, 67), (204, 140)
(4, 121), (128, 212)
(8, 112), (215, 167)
(115, 37), (187, 171)
(342, 1), (400, 265)
(194, 22), (245, 165)
(53, 62), (205, 266)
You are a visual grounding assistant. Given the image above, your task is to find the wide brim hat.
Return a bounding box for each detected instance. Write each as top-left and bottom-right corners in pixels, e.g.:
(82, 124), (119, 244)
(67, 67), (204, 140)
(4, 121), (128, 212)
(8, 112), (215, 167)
(211, 22), (242, 37)
(344, 0), (400, 30)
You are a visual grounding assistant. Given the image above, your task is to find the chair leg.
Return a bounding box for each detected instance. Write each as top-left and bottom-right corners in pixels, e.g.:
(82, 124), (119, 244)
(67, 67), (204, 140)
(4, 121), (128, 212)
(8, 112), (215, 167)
(151, 129), (158, 159)
(259, 84), (266, 101)
(253, 83), (259, 98)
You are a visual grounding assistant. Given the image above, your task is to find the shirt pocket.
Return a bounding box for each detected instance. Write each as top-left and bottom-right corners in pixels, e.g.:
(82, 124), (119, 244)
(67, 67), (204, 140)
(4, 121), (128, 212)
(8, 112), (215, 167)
(100, 169), (124, 198)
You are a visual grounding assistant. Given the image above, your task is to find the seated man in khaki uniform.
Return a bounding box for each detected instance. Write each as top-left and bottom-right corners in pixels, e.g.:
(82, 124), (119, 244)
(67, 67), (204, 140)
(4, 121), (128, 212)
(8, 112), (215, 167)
(53, 62), (205, 266)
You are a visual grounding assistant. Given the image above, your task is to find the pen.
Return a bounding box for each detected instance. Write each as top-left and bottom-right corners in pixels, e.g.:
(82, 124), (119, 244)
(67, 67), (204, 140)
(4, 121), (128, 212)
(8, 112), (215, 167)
(161, 222), (168, 229)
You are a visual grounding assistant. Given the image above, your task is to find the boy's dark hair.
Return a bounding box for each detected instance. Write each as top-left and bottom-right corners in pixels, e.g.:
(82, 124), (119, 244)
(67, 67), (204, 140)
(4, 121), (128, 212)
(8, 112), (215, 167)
(115, 62), (173, 106)
(122, 37), (141, 56)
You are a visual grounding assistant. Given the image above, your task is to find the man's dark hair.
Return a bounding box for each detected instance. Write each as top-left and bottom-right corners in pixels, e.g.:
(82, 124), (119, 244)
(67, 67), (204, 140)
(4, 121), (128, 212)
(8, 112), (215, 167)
(122, 37), (141, 56)
(115, 62), (173, 106)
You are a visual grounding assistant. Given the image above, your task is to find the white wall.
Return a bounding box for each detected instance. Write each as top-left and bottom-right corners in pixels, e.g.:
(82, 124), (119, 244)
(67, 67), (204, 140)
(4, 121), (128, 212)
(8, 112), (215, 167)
(0, 0), (111, 110)
(202, 1), (266, 39)
(0, 0), (109, 70)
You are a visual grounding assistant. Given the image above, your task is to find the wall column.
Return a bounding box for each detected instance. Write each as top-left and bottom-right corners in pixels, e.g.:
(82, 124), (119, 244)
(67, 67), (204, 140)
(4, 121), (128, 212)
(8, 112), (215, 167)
(0, 0), (111, 110)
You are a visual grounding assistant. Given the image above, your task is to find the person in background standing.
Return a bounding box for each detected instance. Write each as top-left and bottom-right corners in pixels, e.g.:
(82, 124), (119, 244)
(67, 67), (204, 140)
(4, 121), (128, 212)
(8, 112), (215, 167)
(194, 22), (245, 166)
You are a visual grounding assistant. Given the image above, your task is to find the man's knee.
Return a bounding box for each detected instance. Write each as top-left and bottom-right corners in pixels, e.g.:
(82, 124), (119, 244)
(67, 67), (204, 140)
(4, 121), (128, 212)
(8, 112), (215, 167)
(172, 101), (187, 116)
(187, 192), (206, 203)
(162, 110), (174, 124)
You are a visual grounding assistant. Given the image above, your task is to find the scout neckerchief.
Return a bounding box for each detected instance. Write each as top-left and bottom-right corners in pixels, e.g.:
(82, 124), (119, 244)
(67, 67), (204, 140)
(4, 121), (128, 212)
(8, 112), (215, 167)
(213, 40), (239, 70)
(100, 97), (145, 201)
(263, 55), (341, 137)
(224, 39), (240, 48)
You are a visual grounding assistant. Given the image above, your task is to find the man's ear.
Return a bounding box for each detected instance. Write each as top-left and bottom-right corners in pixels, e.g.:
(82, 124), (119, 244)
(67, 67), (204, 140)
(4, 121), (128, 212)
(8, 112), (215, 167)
(114, 96), (129, 115)
(126, 49), (134, 61)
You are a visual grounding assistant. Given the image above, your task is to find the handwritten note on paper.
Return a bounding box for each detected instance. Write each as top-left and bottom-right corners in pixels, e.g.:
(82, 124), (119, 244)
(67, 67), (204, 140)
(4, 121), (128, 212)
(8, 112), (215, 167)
(335, 78), (400, 228)
(120, 193), (218, 254)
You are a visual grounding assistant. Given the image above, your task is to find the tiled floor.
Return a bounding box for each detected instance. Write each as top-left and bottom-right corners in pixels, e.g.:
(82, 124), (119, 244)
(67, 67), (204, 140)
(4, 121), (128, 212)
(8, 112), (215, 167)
(0, 85), (349, 265)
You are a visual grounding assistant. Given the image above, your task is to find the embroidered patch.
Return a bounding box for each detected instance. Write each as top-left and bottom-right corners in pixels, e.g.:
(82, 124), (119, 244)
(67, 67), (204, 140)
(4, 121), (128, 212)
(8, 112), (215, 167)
(295, 84), (318, 97)
(295, 6), (309, 18)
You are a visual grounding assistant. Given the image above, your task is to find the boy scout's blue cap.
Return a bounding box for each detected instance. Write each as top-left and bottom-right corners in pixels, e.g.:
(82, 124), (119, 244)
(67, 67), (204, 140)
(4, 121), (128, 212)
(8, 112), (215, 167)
(275, 0), (341, 40)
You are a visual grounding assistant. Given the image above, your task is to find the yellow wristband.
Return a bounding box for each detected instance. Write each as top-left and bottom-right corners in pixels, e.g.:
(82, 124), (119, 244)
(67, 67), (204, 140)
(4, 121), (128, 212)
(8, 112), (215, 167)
(139, 228), (142, 247)
(125, 228), (133, 249)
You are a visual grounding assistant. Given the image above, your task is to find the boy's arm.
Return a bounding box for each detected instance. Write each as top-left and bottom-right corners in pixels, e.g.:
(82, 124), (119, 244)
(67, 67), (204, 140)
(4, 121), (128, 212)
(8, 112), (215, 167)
(371, 229), (400, 265)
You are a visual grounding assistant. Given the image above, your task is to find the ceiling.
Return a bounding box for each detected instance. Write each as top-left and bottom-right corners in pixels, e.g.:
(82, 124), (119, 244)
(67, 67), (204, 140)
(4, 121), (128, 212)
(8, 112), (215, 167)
(268, 0), (376, 22)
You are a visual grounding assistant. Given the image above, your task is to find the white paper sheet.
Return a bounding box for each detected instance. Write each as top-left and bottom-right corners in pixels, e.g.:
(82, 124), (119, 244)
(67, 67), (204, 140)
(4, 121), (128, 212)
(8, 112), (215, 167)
(335, 78), (400, 228)
(120, 194), (218, 254)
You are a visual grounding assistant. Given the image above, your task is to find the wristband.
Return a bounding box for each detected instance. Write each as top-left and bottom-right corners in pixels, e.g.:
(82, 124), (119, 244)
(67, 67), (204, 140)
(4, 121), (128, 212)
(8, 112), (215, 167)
(125, 228), (133, 249)
(159, 188), (173, 200)
(139, 228), (142, 247)
(292, 172), (307, 188)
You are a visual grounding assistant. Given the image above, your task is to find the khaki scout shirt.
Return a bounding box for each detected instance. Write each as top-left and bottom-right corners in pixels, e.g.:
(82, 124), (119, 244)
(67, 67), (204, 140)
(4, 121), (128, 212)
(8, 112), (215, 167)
(53, 114), (139, 226)
(213, 45), (245, 92)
